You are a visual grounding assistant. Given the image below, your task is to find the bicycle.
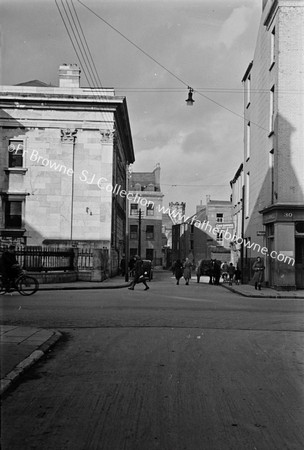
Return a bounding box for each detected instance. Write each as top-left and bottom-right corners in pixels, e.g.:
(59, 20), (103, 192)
(0, 270), (39, 296)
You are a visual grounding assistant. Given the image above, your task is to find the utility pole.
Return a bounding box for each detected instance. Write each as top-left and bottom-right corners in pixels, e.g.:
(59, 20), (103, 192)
(138, 209), (142, 258)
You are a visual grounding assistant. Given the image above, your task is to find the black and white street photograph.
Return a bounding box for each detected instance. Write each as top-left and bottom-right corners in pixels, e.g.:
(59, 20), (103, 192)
(1, 0), (304, 449)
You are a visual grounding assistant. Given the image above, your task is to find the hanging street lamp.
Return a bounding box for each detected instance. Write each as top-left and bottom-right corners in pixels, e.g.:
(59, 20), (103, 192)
(185, 87), (195, 106)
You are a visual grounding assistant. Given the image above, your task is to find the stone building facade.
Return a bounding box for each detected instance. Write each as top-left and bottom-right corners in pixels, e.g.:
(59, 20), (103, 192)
(128, 164), (164, 266)
(241, 0), (304, 289)
(0, 64), (135, 276)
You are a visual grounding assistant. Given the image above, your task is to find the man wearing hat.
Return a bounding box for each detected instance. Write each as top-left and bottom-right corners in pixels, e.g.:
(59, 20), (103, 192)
(0, 245), (21, 290)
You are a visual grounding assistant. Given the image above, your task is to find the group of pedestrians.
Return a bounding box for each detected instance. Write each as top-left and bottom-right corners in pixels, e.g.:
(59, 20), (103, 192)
(172, 258), (192, 285)
(172, 256), (265, 290)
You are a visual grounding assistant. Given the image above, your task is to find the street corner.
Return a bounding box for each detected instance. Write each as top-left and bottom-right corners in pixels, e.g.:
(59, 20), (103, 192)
(0, 328), (62, 398)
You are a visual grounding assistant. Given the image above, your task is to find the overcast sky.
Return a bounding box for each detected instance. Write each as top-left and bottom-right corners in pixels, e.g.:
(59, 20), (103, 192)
(0, 0), (262, 215)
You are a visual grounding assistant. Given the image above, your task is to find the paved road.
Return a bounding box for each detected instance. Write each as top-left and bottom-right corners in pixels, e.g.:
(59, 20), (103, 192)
(1, 273), (304, 449)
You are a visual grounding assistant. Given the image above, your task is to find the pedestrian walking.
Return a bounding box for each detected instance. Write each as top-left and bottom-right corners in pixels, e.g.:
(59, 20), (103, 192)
(120, 256), (126, 277)
(227, 263), (235, 285)
(234, 266), (241, 285)
(128, 255), (150, 291)
(196, 260), (202, 283)
(208, 259), (215, 284)
(213, 260), (221, 285)
(174, 259), (184, 285)
(252, 257), (265, 290)
(183, 258), (192, 285)
(128, 255), (136, 278)
(221, 262), (229, 282)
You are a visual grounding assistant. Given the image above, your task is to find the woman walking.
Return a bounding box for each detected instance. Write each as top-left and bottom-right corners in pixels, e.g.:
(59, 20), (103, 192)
(183, 258), (192, 285)
(252, 257), (265, 290)
(174, 259), (184, 285)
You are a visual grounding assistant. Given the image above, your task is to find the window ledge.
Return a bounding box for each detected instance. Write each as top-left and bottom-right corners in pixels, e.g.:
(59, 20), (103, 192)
(4, 167), (28, 175)
(268, 130), (274, 137)
(246, 102), (251, 109)
(269, 61), (275, 71)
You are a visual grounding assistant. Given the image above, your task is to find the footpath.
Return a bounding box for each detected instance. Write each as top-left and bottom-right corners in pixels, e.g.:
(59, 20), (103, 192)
(1, 276), (303, 397)
(0, 276), (131, 397)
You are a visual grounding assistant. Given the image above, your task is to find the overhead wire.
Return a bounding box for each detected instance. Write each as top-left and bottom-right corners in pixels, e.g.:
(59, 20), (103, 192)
(76, 0), (271, 132)
(55, 0), (115, 127)
(64, 0), (99, 88)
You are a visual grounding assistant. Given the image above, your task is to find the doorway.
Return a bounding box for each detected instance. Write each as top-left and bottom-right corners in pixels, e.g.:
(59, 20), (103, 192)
(295, 238), (304, 288)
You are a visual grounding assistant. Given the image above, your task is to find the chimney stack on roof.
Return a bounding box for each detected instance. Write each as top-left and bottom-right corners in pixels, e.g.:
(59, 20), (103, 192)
(59, 64), (81, 88)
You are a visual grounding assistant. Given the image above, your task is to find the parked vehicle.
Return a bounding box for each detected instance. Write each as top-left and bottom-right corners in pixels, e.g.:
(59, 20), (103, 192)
(142, 260), (153, 281)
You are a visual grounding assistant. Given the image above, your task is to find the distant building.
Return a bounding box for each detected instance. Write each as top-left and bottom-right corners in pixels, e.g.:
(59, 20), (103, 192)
(128, 164), (163, 266)
(0, 64), (135, 276)
(241, 0), (304, 289)
(168, 202), (186, 224)
(172, 197), (233, 264)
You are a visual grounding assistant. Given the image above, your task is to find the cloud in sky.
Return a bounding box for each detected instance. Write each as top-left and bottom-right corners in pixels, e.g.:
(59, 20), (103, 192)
(218, 6), (252, 49)
(0, 0), (262, 215)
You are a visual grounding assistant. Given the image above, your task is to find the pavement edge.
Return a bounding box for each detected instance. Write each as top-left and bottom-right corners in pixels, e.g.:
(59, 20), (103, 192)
(0, 330), (62, 398)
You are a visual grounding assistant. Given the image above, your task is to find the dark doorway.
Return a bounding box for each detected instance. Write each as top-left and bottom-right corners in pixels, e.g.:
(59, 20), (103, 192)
(295, 237), (304, 288)
(146, 249), (154, 261)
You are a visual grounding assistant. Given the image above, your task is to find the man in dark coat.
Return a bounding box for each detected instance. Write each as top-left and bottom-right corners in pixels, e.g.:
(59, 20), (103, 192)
(0, 245), (21, 290)
(213, 260), (221, 285)
(128, 255), (150, 291)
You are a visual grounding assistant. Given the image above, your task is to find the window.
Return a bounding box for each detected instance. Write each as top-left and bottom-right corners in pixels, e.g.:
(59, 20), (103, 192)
(216, 213), (223, 223)
(146, 225), (154, 240)
(146, 249), (154, 260)
(130, 203), (138, 215)
(190, 240), (194, 250)
(216, 233), (223, 245)
(130, 248), (137, 258)
(8, 140), (24, 168)
(246, 122), (250, 160)
(5, 201), (22, 228)
(146, 203), (154, 216)
(269, 86), (275, 134)
(130, 224), (138, 240)
(270, 27), (275, 68)
(246, 75), (251, 107)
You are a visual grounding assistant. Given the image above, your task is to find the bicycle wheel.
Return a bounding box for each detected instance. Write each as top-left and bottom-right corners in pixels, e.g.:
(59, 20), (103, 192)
(17, 275), (39, 296)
